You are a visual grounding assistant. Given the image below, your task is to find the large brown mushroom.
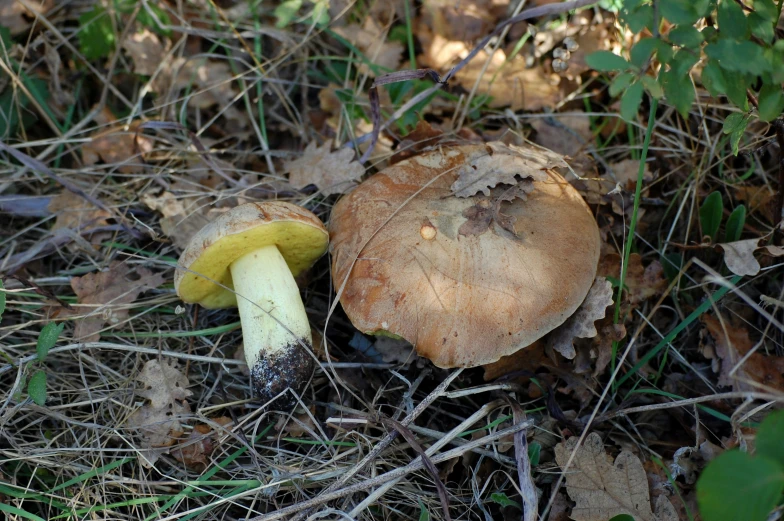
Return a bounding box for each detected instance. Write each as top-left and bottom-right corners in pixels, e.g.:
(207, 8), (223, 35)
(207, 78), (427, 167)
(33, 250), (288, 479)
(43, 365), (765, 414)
(329, 142), (600, 368)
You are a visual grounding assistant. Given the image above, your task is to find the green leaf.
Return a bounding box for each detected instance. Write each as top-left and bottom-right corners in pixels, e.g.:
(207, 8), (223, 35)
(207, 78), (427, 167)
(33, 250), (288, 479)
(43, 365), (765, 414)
(274, 0), (303, 28)
(705, 40), (769, 75)
(758, 84), (784, 122)
(490, 492), (522, 509)
(700, 191), (724, 242)
(586, 50), (631, 72)
(621, 3), (654, 33)
(660, 0), (700, 24)
(28, 370), (47, 406)
(528, 441), (541, 466)
(610, 72), (636, 97)
(662, 70), (695, 118)
(718, 0), (749, 39)
(37, 322), (64, 362)
(136, 3), (173, 37)
(722, 112), (750, 155)
(609, 516), (636, 521)
(756, 410), (784, 469)
(0, 26), (11, 50)
(630, 37), (657, 67)
(661, 252), (684, 282)
(418, 500), (430, 521)
(669, 25), (704, 47)
(749, 12), (774, 44)
(701, 60), (727, 97)
(724, 205), (746, 243)
(697, 450), (784, 521)
(620, 81), (644, 121)
(654, 39), (674, 63)
(723, 72), (751, 110)
(78, 5), (115, 60)
(641, 75), (664, 99)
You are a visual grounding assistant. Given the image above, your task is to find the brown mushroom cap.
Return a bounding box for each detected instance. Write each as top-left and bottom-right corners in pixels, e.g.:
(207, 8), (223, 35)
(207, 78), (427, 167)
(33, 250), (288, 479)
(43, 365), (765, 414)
(174, 201), (329, 308)
(329, 143), (600, 368)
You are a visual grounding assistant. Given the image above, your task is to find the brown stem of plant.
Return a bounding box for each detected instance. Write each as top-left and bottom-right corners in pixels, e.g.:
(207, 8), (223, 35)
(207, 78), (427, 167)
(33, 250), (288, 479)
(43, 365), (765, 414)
(774, 119), (784, 245)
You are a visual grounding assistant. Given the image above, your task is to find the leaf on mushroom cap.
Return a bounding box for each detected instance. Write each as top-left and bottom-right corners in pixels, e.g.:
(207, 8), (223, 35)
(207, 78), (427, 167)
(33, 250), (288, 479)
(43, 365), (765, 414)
(546, 277), (614, 359)
(450, 142), (567, 197)
(330, 143), (600, 368)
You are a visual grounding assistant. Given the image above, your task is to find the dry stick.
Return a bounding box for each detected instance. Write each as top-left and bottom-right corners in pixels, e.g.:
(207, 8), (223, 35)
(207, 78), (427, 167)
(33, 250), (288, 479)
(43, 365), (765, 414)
(598, 391), (784, 421)
(246, 419), (533, 521)
(356, 0), (598, 162)
(284, 368), (464, 521)
(346, 400), (508, 518)
(504, 396), (537, 521)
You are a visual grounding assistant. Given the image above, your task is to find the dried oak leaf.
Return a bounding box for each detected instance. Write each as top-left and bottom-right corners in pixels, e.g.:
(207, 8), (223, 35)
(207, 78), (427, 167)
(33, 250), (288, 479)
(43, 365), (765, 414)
(69, 261), (165, 342)
(285, 141), (365, 196)
(610, 159), (653, 190)
(171, 417), (234, 471)
(127, 360), (192, 453)
(0, 0), (53, 36)
(483, 340), (546, 382)
(82, 107), (154, 174)
(555, 432), (678, 521)
(450, 142), (564, 198)
(48, 191), (111, 245)
(122, 27), (167, 76)
(390, 120), (445, 164)
(700, 313), (784, 393)
(597, 253), (667, 307)
(334, 18), (403, 75)
(547, 277), (613, 359)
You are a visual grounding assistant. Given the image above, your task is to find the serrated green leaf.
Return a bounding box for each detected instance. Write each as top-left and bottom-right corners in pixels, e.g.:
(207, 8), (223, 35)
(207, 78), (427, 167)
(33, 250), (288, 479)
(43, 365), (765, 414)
(654, 39), (674, 63)
(28, 370), (47, 406)
(701, 60), (727, 97)
(274, 0), (303, 28)
(700, 191), (724, 242)
(620, 81), (644, 121)
(78, 5), (115, 60)
(630, 37), (657, 67)
(718, 0), (749, 39)
(756, 410), (784, 469)
(724, 72), (751, 110)
(724, 205), (746, 242)
(705, 40), (769, 75)
(586, 50), (631, 72)
(697, 450), (784, 521)
(749, 12), (775, 44)
(670, 50), (700, 76)
(722, 112), (750, 155)
(641, 75), (664, 98)
(37, 322), (64, 362)
(610, 72), (636, 97)
(620, 2), (654, 33)
(662, 69), (695, 118)
(490, 492), (522, 509)
(758, 84), (784, 122)
(660, 0), (700, 24)
(669, 25), (704, 47)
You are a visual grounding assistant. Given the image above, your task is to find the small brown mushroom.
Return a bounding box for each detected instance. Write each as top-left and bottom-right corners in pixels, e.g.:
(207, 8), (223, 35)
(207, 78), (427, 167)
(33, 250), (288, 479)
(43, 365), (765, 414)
(329, 143), (600, 368)
(175, 202), (328, 407)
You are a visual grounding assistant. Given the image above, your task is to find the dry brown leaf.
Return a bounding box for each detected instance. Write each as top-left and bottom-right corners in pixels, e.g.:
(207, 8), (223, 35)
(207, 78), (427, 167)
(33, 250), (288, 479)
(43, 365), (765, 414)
(373, 337), (416, 364)
(451, 142), (563, 197)
(334, 19), (403, 75)
(420, 0), (506, 42)
(122, 28), (166, 76)
(390, 120), (445, 164)
(82, 108), (154, 174)
(734, 185), (774, 223)
(127, 360), (193, 452)
(547, 277), (613, 359)
(0, 0), (53, 36)
(531, 115), (593, 157)
(700, 313), (784, 393)
(717, 238), (762, 276)
(285, 141), (365, 195)
(141, 190), (187, 218)
(611, 159), (653, 190)
(275, 405), (317, 438)
(69, 261), (165, 342)
(597, 253), (667, 307)
(555, 432), (677, 521)
(48, 191), (111, 239)
(483, 340), (545, 381)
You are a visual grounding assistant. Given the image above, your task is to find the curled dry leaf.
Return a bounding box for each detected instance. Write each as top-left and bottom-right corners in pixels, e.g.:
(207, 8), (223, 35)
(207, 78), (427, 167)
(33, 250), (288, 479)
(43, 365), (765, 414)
(597, 253), (667, 308)
(82, 108), (154, 174)
(555, 432), (678, 521)
(610, 159), (652, 190)
(285, 141), (365, 196)
(700, 313), (784, 393)
(717, 238), (784, 277)
(546, 277), (613, 359)
(67, 261), (165, 342)
(0, 0), (54, 36)
(48, 191), (111, 246)
(171, 417), (232, 470)
(127, 360), (192, 464)
(450, 142), (563, 198)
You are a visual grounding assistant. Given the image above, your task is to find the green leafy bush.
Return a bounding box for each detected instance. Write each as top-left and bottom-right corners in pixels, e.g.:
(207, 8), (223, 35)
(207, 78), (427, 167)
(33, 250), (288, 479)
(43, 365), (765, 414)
(588, 0), (784, 154)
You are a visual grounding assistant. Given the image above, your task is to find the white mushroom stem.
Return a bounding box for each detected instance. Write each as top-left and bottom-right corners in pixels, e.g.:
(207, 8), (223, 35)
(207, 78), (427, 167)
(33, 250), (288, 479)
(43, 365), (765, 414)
(229, 244), (312, 367)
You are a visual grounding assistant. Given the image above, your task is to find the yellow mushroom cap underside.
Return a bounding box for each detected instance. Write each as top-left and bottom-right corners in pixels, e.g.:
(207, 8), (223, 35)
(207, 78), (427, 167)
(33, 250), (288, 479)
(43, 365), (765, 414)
(175, 202), (329, 309)
(329, 143), (601, 368)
